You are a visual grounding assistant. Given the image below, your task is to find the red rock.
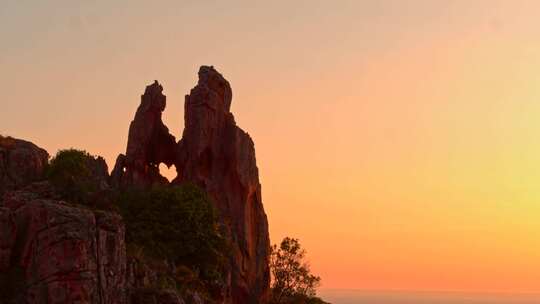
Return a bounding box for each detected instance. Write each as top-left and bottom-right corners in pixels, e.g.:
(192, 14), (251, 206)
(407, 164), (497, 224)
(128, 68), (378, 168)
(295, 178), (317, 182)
(1, 66), (271, 303)
(126, 258), (189, 304)
(111, 81), (176, 188)
(175, 66), (270, 303)
(0, 135), (49, 194)
(129, 289), (185, 304)
(0, 206), (16, 270)
(117, 68), (271, 303)
(96, 211), (127, 303)
(0, 183), (126, 303)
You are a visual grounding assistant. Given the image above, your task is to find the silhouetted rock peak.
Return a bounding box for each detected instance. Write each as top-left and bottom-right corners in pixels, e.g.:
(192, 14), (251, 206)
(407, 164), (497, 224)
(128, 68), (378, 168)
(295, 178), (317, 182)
(194, 66), (233, 113)
(110, 80), (176, 188)
(115, 66), (271, 303)
(178, 66), (270, 304)
(140, 80), (166, 112)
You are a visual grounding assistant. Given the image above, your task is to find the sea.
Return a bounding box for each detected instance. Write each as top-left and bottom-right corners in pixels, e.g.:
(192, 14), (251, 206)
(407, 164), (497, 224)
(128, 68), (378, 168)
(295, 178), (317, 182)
(317, 289), (540, 304)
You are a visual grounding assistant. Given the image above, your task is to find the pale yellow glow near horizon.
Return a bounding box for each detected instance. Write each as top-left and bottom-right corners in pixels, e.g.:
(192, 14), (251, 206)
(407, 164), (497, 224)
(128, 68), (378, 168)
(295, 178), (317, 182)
(3, 0), (540, 293)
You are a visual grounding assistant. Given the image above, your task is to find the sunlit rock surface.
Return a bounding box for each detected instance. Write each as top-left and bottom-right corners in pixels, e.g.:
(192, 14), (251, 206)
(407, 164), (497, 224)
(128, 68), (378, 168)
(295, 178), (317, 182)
(175, 66), (270, 303)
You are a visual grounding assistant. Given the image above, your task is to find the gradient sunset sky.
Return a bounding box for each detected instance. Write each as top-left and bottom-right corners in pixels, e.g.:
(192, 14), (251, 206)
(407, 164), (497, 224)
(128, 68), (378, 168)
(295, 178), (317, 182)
(3, 0), (540, 294)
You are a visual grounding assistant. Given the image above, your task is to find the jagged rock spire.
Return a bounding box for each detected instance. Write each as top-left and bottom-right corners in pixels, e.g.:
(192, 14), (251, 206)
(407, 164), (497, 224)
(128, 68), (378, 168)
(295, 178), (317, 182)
(176, 66), (270, 303)
(111, 80), (176, 188)
(112, 67), (271, 303)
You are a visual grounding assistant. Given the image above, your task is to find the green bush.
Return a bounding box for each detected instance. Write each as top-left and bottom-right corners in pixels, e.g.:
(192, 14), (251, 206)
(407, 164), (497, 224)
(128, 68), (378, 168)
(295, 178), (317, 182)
(46, 149), (102, 204)
(118, 184), (229, 285)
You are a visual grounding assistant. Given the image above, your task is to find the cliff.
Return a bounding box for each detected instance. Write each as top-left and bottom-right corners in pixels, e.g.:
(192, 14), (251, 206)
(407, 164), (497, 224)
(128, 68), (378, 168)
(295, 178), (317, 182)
(0, 137), (125, 303)
(0, 66), (270, 304)
(176, 67), (270, 303)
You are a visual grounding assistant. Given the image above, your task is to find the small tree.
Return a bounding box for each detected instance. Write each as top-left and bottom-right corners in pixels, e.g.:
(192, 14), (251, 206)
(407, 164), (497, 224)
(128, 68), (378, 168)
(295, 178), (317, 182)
(270, 237), (321, 304)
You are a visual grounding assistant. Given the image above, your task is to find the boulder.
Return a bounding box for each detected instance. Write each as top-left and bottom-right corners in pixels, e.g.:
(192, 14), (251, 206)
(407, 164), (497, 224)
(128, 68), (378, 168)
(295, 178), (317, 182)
(0, 135), (49, 195)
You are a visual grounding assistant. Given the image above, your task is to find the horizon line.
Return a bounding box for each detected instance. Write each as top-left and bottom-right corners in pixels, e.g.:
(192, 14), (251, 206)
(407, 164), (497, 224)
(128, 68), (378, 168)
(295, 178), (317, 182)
(318, 287), (540, 296)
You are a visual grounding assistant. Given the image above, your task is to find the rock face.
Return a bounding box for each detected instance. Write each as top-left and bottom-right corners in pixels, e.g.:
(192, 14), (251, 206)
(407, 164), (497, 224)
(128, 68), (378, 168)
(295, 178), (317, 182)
(0, 183), (126, 304)
(129, 289), (185, 304)
(85, 155), (111, 192)
(126, 260), (185, 304)
(175, 66), (270, 303)
(111, 81), (177, 188)
(114, 67), (271, 303)
(0, 137), (125, 304)
(2, 66), (270, 303)
(0, 135), (49, 195)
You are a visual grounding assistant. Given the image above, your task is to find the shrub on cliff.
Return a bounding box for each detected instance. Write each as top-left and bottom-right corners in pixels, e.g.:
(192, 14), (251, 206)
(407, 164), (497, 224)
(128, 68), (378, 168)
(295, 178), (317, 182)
(118, 184), (229, 286)
(46, 149), (109, 205)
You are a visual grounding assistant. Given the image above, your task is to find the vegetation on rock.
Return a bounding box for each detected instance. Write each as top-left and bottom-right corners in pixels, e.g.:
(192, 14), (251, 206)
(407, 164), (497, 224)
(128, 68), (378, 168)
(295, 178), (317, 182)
(270, 237), (326, 304)
(46, 149), (108, 205)
(118, 184), (230, 297)
(34, 147), (328, 303)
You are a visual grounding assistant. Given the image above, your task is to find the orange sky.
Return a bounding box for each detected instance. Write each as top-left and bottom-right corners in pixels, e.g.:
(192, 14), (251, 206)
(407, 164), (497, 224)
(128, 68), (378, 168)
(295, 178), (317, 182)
(3, 0), (540, 293)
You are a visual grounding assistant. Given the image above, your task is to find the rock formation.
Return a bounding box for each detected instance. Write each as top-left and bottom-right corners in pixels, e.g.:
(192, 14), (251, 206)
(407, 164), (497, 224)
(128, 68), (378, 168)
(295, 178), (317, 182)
(175, 66), (270, 303)
(0, 138), (126, 303)
(0, 135), (49, 195)
(1, 66), (271, 304)
(111, 81), (177, 188)
(0, 184), (126, 304)
(112, 66), (271, 303)
(85, 155), (111, 192)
